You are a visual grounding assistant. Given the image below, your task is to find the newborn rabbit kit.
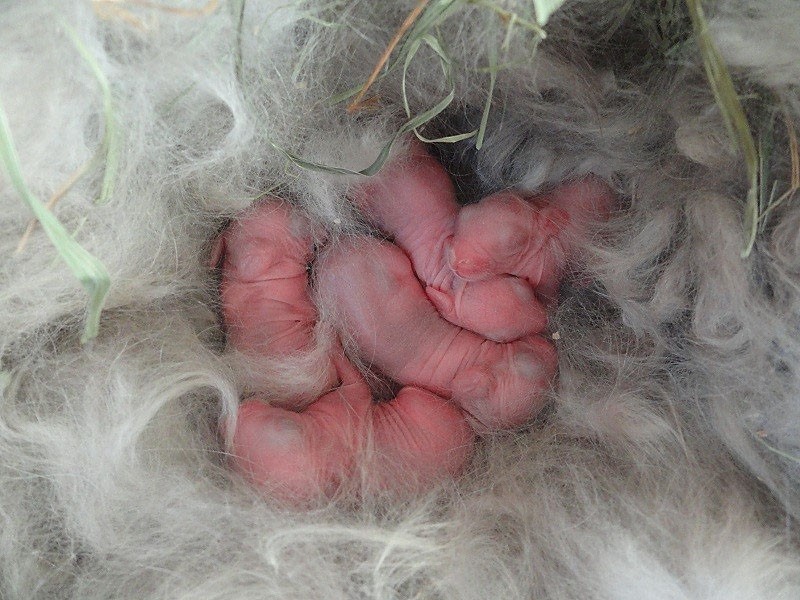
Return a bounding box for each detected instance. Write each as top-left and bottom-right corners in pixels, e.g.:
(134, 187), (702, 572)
(3, 1), (800, 598)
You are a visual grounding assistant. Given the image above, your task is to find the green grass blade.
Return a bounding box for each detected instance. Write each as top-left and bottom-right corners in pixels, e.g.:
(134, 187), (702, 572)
(476, 38), (498, 150)
(0, 101), (110, 343)
(685, 0), (759, 257)
(757, 108), (776, 232)
(276, 31), (471, 176)
(326, 84), (366, 105)
(401, 34), (465, 141)
(294, 0), (550, 174)
(63, 25), (119, 206)
(414, 131), (477, 143)
(399, 0), (461, 57)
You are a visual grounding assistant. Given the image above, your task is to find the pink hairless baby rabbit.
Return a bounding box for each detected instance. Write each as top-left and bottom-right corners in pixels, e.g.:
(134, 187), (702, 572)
(217, 140), (613, 503)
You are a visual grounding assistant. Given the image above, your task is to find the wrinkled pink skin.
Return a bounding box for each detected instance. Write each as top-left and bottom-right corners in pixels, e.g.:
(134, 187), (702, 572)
(219, 202), (320, 358)
(316, 238), (558, 432)
(448, 177), (614, 301)
(220, 200), (474, 502)
(233, 354), (473, 502)
(220, 145), (613, 503)
(354, 142), (548, 343)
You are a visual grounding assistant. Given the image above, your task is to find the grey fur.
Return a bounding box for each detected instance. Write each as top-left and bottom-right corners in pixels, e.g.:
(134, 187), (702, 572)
(1, 1), (800, 598)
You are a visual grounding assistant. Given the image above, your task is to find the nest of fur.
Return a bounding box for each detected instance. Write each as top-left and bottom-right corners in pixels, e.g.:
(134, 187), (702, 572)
(2, 0), (800, 598)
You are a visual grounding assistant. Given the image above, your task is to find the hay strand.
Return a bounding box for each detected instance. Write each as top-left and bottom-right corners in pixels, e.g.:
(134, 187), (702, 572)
(14, 160), (91, 254)
(63, 25), (119, 206)
(282, 0), (558, 175)
(685, 0), (760, 257)
(347, 0), (430, 113)
(0, 102), (110, 343)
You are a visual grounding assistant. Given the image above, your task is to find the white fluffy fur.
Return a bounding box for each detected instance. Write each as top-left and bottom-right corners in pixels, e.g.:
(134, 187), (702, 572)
(2, 1), (800, 598)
